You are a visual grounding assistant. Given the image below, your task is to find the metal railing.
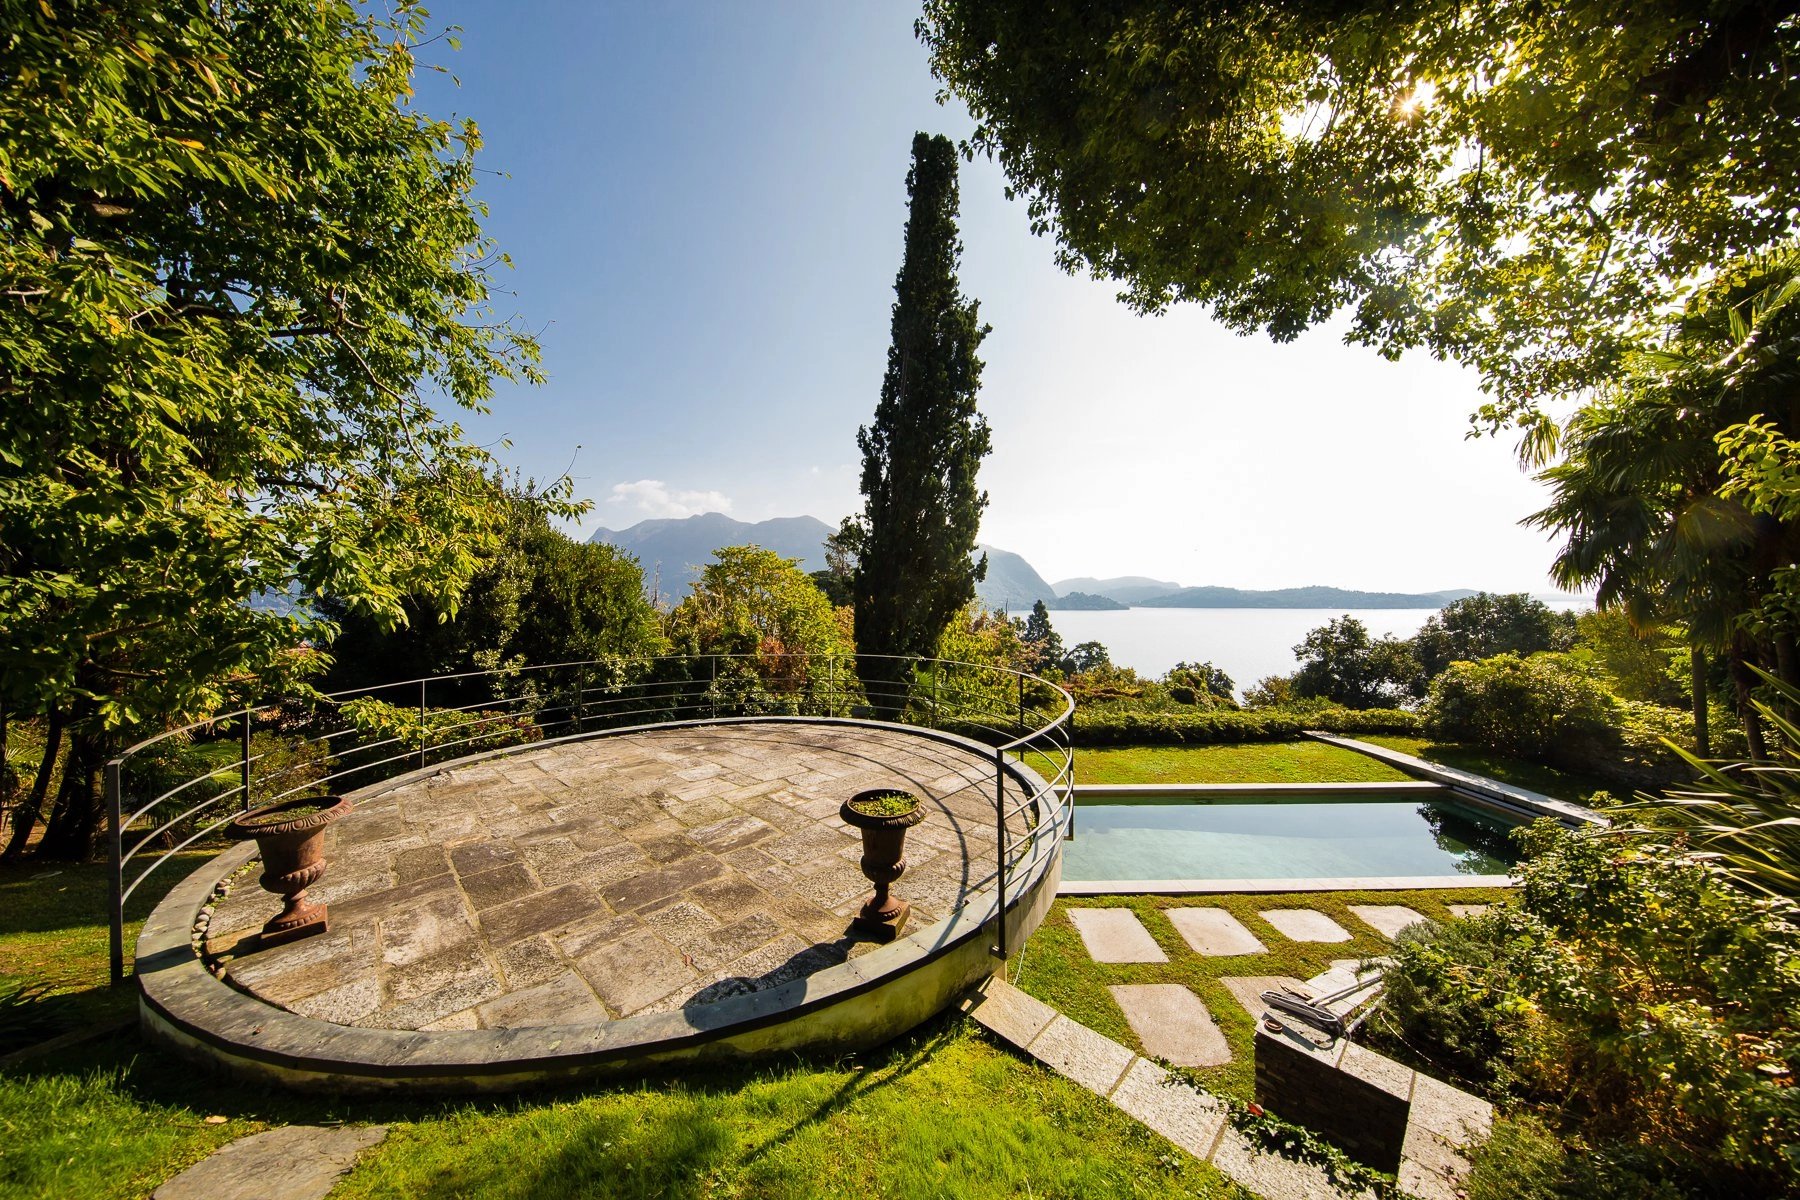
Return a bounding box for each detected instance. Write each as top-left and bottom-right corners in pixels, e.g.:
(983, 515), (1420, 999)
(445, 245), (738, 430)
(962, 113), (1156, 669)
(106, 652), (1074, 983)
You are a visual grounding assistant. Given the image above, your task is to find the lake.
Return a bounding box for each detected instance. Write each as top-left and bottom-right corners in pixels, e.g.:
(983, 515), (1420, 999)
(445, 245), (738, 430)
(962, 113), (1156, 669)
(1047, 601), (1592, 696)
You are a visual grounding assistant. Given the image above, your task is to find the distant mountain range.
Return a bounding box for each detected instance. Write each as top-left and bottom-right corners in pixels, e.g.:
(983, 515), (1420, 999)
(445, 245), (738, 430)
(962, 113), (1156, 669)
(586, 513), (1564, 611)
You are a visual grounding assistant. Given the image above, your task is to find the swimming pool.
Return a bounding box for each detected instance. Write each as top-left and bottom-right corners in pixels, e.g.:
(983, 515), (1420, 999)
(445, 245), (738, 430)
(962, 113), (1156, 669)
(1060, 792), (1520, 883)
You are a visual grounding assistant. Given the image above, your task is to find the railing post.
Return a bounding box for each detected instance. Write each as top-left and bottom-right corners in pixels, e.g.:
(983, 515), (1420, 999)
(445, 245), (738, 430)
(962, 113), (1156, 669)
(1017, 674), (1025, 736)
(240, 708), (253, 812)
(576, 664), (587, 733)
(708, 655), (717, 719)
(930, 666), (938, 728)
(827, 655), (835, 719)
(993, 745), (1008, 962)
(418, 679), (428, 770)
(106, 758), (124, 985)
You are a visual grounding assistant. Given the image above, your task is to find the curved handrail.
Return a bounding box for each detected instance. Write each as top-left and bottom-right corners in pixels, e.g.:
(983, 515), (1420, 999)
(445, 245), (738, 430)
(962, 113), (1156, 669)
(105, 652), (1074, 983)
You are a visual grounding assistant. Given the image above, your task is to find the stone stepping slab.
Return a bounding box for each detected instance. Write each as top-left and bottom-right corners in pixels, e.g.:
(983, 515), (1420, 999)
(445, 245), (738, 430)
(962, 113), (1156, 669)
(1257, 908), (1351, 943)
(1347, 905), (1429, 939)
(153, 1125), (388, 1200)
(1166, 907), (1266, 957)
(1067, 908), (1167, 963)
(1108, 984), (1232, 1067)
(1306, 959), (1386, 1014)
(1447, 904), (1489, 919)
(1218, 975), (1311, 1025)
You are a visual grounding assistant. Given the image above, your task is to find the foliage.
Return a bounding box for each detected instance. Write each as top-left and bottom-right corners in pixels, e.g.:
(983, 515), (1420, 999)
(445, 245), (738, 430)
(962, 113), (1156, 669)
(1573, 608), (1689, 708)
(120, 729), (332, 832)
(1165, 661), (1234, 705)
(1527, 252), (1800, 761)
(1373, 822), (1800, 1195)
(1424, 652), (1618, 760)
(1073, 705), (1418, 747)
(845, 133), (992, 712)
(337, 697), (540, 768)
(1065, 641), (1112, 674)
(1629, 673), (1800, 897)
(322, 495), (664, 694)
(1461, 1114), (1691, 1200)
(666, 546), (852, 715)
(1413, 593), (1578, 681)
(1290, 617), (1420, 709)
(919, 1), (1800, 425)
(1020, 600), (1066, 674)
(0, 0), (563, 857)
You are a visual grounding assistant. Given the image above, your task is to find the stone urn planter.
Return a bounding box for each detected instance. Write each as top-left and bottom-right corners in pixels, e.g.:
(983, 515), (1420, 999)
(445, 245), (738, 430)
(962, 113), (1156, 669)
(840, 788), (927, 942)
(226, 795), (352, 948)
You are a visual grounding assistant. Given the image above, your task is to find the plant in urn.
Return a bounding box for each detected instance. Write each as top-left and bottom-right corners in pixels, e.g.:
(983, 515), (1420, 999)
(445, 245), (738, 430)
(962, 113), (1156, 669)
(840, 788), (927, 942)
(227, 796), (353, 948)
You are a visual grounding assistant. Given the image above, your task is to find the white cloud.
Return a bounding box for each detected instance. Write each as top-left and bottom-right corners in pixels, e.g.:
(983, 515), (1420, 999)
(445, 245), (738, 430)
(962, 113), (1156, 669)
(606, 479), (733, 519)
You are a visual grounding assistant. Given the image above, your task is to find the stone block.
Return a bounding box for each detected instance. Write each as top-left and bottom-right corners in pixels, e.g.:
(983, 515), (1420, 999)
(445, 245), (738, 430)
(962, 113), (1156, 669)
(1254, 1026), (1409, 1173)
(1347, 904), (1429, 939)
(1257, 909), (1351, 943)
(1108, 984), (1232, 1067)
(152, 1124), (388, 1200)
(1067, 908), (1168, 963)
(1027, 1015), (1135, 1096)
(1166, 907), (1267, 956)
(1106, 1057), (1226, 1159)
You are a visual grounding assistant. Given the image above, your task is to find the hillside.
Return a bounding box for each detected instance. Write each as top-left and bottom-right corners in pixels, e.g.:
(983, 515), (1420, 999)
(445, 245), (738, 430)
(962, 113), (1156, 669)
(588, 513), (835, 597)
(973, 544), (1056, 611)
(1138, 585), (1479, 609)
(1050, 576), (1182, 605)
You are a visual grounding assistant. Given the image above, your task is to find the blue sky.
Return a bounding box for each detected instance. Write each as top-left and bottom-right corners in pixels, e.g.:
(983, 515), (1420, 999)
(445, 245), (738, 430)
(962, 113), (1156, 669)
(414, 3), (1571, 594)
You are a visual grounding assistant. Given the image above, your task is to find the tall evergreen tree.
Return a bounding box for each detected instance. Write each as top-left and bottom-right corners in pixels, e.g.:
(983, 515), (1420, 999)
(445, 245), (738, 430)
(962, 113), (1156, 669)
(847, 133), (992, 714)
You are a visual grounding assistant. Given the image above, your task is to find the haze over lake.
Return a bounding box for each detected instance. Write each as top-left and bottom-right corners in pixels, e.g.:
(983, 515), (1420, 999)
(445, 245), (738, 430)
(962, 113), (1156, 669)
(1049, 601), (1594, 696)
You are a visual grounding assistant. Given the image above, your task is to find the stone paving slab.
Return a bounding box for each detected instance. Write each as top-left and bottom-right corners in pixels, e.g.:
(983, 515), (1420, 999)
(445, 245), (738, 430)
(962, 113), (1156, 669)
(1258, 908), (1351, 943)
(1028, 1014), (1137, 1094)
(1447, 903), (1490, 919)
(153, 1125), (387, 1200)
(1347, 904), (1429, 939)
(1166, 907), (1266, 956)
(207, 723), (1034, 1031)
(1108, 984), (1232, 1067)
(1218, 975), (1311, 1024)
(1066, 908), (1167, 963)
(1108, 1056), (1227, 1159)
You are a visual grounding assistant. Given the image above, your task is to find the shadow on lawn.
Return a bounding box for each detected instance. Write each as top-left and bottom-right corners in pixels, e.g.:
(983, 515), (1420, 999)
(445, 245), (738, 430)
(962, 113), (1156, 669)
(5, 1007), (966, 1200)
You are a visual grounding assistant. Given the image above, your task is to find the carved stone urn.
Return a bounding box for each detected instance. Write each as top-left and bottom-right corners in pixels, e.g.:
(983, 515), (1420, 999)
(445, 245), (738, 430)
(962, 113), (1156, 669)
(227, 796), (353, 948)
(840, 788), (927, 942)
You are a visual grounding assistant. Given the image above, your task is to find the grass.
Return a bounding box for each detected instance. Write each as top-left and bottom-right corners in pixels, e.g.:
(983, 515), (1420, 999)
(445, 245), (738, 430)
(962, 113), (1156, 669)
(1011, 888), (1511, 1102)
(0, 857), (1245, 1199)
(1071, 742), (1412, 786)
(1355, 735), (1616, 803)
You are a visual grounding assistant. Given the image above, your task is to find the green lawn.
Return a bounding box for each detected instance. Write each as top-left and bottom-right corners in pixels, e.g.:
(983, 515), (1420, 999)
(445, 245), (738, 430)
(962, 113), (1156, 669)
(1070, 742), (1412, 786)
(1013, 889), (1510, 1103)
(0, 860), (1244, 1200)
(1355, 735), (1617, 804)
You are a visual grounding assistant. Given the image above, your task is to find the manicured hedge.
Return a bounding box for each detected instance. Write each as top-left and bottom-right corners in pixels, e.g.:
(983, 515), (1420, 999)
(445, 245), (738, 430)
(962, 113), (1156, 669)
(1069, 706), (1420, 747)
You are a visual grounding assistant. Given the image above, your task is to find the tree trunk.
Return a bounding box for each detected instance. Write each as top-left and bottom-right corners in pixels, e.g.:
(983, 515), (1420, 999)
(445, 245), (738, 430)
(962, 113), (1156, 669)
(37, 721), (107, 862)
(1690, 644), (1711, 757)
(1775, 630), (1799, 724)
(3, 710), (63, 859)
(1731, 651), (1769, 762)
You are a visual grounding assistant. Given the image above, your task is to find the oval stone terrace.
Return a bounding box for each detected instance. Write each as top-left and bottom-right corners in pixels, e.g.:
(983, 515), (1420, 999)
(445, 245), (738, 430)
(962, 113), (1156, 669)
(136, 717), (1065, 1090)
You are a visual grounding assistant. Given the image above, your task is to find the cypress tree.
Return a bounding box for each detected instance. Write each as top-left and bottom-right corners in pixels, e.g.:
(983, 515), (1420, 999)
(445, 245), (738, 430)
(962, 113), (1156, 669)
(848, 132), (992, 714)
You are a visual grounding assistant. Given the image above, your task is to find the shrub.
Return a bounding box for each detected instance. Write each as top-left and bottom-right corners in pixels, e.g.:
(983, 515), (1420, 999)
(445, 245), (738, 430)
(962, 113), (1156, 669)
(1423, 652), (1619, 761)
(1372, 821), (1800, 1195)
(1071, 705), (1418, 746)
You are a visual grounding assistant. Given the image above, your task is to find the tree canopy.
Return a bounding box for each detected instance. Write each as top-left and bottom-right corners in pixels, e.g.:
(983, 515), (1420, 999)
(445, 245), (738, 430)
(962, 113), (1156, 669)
(845, 133), (992, 710)
(918, 0), (1800, 429)
(0, 1), (556, 855)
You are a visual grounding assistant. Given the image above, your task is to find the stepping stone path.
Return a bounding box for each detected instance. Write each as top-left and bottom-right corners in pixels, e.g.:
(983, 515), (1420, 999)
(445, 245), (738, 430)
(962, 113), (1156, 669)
(1166, 907), (1266, 956)
(965, 979), (1361, 1200)
(1257, 908), (1351, 942)
(1108, 984), (1232, 1067)
(1067, 908), (1167, 963)
(1447, 904), (1489, 919)
(154, 1125), (388, 1200)
(1348, 905), (1429, 939)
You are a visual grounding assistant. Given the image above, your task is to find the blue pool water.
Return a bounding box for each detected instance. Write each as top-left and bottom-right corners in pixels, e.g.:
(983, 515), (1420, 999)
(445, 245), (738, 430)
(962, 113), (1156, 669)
(1060, 794), (1519, 881)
